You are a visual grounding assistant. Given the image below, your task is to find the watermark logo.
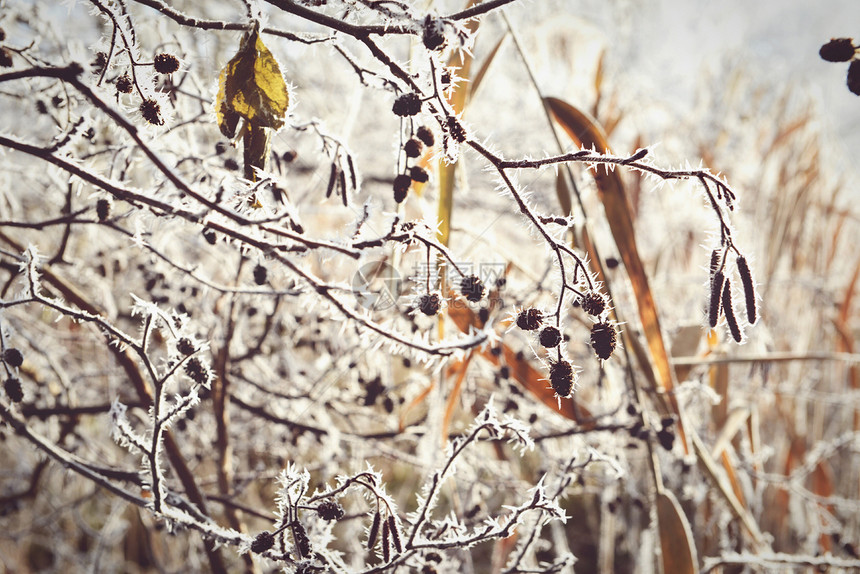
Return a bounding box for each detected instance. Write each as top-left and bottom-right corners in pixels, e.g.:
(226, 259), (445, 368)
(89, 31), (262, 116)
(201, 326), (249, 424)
(352, 261), (403, 311)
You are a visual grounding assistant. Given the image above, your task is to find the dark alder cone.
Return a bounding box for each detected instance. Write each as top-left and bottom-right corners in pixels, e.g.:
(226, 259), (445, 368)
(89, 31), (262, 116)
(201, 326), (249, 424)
(4, 377), (23, 403)
(392, 92), (422, 117)
(2, 348), (24, 368)
(410, 166), (429, 183)
(819, 38), (856, 62)
(184, 357), (210, 385)
(0, 27), (6, 42)
(539, 326), (561, 348)
(203, 228), (217, 244)
(721, 280), (743, 343)
(657, 428), (675, 451)
(393, 174), (412, 203)
(736, 256), (757, 324)
(253, 264), (267, 286)
(153, 53), (180, 74)
(367, 512), (381, 550)
(176, 337), (195, 356)
(139, 99), (163, 125)
(460, 274), (484, 302)
(317, 500), (345, 521)
(96, 198), (111, 221)
(0, 47), (13, 68)
(418, 293), (441, 316)
(250, 531), (275, 553)
(422, 16), (445, 51)
(404, 137), (423, 158)
(382, 518), (391, 562)
(387, 515), (402, 553)
(590, 321), (617, 360)
(116, 73), (133, 94)
(549, 359), (574, 398)
(516, 308), (543, 331)
(416, 126), (435, 147)
(581, 292), (606, 316)
(291, 521), (311, 558)
(709, 270), (725, 328)
(848, 60), (860, 96)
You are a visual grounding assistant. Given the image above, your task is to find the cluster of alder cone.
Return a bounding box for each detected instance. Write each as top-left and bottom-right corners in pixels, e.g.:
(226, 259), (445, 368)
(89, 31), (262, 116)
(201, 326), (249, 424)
(91, 49), (181, 126)
(514, 292), (616, 400)
(1, 347), (24, 403)
(819, 37), (860, 95)
(708, 251), (757, 343)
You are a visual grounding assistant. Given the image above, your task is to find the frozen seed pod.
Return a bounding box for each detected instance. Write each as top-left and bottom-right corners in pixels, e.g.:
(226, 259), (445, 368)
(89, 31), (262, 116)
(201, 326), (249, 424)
(4, 377), (23, 403)
(709, 270), (725, 328)
(737, 256), (757, 324)
(549, 359), (574, 398)
(416, 125), (435, 146)
(418, 293), (441, 316)
(460, 274), (484, 302)
(153, 53), (180, 74)
(139, 99), (163, 125)
(253, 264), (267, 286)
(819, 38), (856, 62)
(590, 321), (617, 360)
(316, 500), (345, 521)
(393, 174), (412, 203)
(581, 292), (606, 316)
(404, 137), (423, 158)
(539, 326), (561, 348)
(2, 348), (23, 368)
(721, 280), (743, 343)
(250, 531), (275, 553)
(516, 308), (543, 331)
(392, 92), (422, 117)
(410, 166), (429, 183)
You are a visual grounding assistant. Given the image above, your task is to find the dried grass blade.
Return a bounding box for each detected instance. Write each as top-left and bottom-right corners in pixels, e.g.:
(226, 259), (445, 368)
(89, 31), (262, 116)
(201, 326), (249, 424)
(436, 0), (480, 246)
(720, 448), (748, 510)
(555, 170), (573, 218)
(656, 490), (698, 574)
(710, 407), (749, 460)
(442, 351), (474, 445)
(691, 429), (765, 547)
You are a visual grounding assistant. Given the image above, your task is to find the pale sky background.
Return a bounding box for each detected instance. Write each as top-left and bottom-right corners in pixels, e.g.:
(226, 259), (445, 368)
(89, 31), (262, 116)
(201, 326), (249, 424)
(623, 0), (860, 161)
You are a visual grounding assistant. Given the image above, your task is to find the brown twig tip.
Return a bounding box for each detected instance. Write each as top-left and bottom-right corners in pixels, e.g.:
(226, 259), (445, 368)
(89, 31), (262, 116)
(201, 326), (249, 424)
(721, 280), (743, 343)
(736, 256), (757, 325)
(709, 270), (725, 329)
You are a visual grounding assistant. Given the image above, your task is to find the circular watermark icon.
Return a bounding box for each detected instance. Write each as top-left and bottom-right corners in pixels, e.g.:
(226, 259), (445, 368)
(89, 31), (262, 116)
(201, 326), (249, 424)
(352, 261), (403, 311)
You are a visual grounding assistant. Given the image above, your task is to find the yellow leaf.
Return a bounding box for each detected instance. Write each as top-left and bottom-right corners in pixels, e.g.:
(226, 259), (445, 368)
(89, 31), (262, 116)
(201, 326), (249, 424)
(215, 23), (289, 137)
